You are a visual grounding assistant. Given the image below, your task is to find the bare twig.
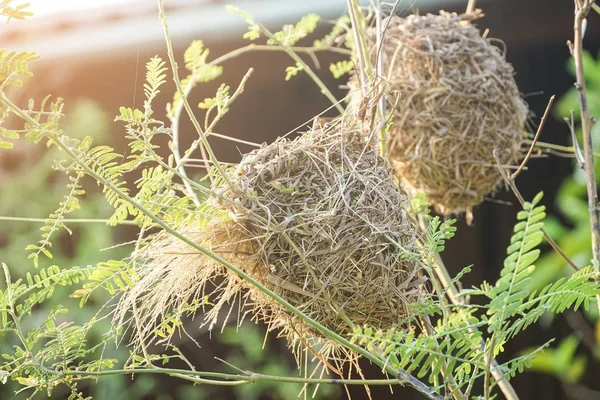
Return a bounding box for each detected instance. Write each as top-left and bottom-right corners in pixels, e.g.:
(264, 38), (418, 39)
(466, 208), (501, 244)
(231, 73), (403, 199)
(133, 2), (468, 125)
(466, 0), (477, 14)
(170, 96), (201, 204)
(570, 0), (600, 312)
(0, 216), (138, 225)
(347, 0), (370, 97)
(57, 367), (419, 386)
(530, 140), (600, 158)
(511, 95), (555, 180)
(565, 110), (586, 168)
(175, 68), (254, 179)
(158, 0), (232, 188)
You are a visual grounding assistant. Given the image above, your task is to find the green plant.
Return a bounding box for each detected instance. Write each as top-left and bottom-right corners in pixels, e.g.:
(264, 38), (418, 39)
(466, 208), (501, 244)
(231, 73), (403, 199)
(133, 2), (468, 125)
(0, 1), (599, 400)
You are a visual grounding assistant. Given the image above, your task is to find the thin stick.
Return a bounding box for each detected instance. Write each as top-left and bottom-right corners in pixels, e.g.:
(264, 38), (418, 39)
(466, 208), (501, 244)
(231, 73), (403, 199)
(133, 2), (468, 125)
(530, 140), (600, 159)
(205, 132), (262, 148)
(347, 0), (369, 97)
(511, 95), (555, 180)
(175, 68), (254, 175)
(0, 216), (139, 225)
(158, 0), (232, 188)
(565, 110), (585, 168)
(494, 150), (580, 271)
(56, 367), (417, 386)
(570, 0), (600, 315)
(466, 0), (477, 14)
(170, 91), (201, 204)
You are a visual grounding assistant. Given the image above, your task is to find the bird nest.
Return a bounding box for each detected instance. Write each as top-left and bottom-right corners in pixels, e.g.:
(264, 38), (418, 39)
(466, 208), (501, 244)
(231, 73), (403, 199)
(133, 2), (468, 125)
(353, 11), (529, 216)
(117, 114), (423, 369)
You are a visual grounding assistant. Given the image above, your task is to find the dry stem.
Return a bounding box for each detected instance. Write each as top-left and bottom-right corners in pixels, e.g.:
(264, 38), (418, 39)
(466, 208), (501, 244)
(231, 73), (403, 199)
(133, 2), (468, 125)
(570, 0), (600, 312)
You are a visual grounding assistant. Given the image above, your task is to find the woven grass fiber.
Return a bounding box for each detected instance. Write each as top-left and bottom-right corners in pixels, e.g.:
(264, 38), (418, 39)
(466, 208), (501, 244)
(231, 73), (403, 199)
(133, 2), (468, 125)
(116, 113), (423, 370)
(353, 10), (529, 216)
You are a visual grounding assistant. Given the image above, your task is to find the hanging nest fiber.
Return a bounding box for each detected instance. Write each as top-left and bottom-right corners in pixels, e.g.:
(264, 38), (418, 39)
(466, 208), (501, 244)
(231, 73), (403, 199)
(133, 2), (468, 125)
(353, 10), (529, 216)
(117, 114), (423, 368)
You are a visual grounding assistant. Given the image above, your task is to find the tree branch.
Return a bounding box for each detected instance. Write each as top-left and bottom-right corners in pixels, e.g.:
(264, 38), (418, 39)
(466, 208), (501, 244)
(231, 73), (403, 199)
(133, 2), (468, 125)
(570, 0), (600, 312)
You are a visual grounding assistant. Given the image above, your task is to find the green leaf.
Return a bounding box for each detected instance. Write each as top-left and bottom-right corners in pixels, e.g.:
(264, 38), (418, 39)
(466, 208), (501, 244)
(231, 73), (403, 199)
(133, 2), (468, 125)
(267, 14), (320, 47)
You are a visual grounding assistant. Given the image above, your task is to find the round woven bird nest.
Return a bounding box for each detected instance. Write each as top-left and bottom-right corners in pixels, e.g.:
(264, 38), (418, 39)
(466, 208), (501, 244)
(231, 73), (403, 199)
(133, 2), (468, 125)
(118, 115), (423, 366)
(353, 11), (528, 216)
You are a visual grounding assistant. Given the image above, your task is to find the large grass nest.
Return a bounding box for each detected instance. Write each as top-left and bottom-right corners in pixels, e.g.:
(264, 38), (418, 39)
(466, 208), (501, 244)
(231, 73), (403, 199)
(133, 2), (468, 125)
(117, 114), (423, 370)
(353, 10), (529, 216)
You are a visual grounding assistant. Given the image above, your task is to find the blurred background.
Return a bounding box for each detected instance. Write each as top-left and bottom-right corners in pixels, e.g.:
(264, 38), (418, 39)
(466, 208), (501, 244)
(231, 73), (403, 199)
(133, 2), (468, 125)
(1, 0), (600, 398)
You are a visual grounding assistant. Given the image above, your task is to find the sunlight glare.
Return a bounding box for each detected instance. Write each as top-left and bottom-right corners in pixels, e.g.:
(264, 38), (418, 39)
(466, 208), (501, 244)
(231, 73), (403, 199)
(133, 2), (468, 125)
(29, 0), (134, 16)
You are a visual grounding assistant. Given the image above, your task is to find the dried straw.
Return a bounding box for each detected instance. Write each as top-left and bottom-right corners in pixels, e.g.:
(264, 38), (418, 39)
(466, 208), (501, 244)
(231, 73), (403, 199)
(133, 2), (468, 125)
(116, 114), (423, 371)
(354, 11), (529, 216)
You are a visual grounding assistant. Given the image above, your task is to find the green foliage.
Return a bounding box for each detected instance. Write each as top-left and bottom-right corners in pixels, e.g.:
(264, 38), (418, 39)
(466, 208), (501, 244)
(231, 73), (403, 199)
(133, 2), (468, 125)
(0, 264), (117, 397)
(1, 5), (598, 400)
(0, 49), (39, 88)
(427, 217), (457, 255)
(351, 316), (484, 389)
(267, 14), (320, 46)
(352, 194), (598, 397)
(151, 299), (208, 339)
(26, 172), (85, 268)
(0, 0), (33, 22)
(284, 62), (303, 80)
(329, 60), (354, 79)
(535, 50), (600, 292)
(487, 193), (546, 334)
(167, 41), (223, 120)
(314, 15), (351, 48)
(143, 56), (167, 107)
(22, 95), (64, 145)
(226, 5), (261, 40)
(198, 83), (230, 112)
(71, 260), (138, 305)
(183, 41), (223, 83)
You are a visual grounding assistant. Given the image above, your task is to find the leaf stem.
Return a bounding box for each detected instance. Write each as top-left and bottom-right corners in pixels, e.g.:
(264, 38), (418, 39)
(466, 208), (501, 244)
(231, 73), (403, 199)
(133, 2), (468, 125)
(58, 367), (408, 386)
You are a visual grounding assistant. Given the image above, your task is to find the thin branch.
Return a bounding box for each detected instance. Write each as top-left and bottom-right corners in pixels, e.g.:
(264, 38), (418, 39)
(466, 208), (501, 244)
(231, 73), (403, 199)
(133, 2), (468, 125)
(466, 0), (477, 14)
(204, 132), (262, 148)
(175, 68), (254, 176)
(58, 367), (413, 386)
(511, 95), (555, 180)
(170, 94), (201, 204)
(157, 0), (232, 188)
(0, 216), (139, 225)
(570, 0), (600, 317)
(210, 44), (351, 67)
(347, 0), (369, 97)
(565, 110), (585, 168)
(530, 140), (600, 158)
